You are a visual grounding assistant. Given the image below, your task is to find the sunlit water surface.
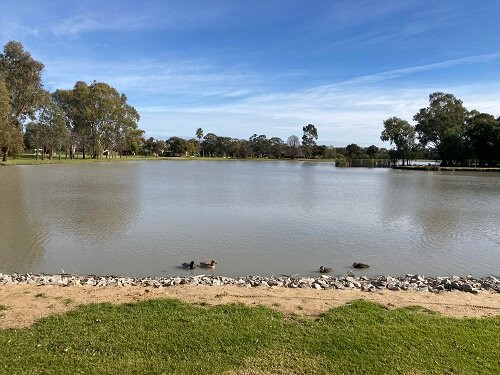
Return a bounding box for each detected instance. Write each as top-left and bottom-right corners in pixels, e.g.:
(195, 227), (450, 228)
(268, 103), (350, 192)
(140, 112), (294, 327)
(0, 161), (499, 277)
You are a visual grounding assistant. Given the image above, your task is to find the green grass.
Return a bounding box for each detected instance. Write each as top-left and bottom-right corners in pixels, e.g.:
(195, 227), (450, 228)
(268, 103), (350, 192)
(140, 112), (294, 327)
(0, 154), (168, 165)
(1, 154), (337, 166)
(0, 300), (498, 374)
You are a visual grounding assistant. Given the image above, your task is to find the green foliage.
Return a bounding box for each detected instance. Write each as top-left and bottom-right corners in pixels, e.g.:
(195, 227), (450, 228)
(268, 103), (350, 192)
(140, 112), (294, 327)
(345, 143), (362, 158)
(0, 300), (498, 374)
(287, 134), (301, 159)
(302, 123), (318, 158)
(465, 113), (500, 165)
(383, 92), (499, 166)
(381, 117), (416, 165)
(0, 78), (23, 160)
(195, 127), (203, 140)
(167, 136), (188, 156)
(413, 92), (469, 165)
(0, 42), (44, 160)
(0, 41), (44, 127)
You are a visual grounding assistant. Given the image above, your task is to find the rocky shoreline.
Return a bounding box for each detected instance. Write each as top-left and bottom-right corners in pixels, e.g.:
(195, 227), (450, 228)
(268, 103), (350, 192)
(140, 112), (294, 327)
(1, 273), (499, 294)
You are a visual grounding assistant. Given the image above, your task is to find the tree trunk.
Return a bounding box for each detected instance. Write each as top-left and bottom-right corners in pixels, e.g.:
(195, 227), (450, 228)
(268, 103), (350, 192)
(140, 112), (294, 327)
(2, 146), (8, 162)
(83, 145), (86, 159)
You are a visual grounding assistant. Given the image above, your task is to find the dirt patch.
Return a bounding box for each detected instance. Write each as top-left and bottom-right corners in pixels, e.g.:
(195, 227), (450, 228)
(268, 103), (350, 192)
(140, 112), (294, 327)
(0, 284), (499, 328)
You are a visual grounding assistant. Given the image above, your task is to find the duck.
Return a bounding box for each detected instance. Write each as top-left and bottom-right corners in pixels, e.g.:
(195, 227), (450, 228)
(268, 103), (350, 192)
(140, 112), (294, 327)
(319, 266), (332, 274)
(352, 262), (370, 269)
(182, 261), (196, 269)
(199, 260), (217, 269)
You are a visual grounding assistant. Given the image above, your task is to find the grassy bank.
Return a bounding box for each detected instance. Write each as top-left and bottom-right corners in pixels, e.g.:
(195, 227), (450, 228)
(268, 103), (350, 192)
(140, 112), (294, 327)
(0, 299), (498, 374)
(1, 155), (337, 166)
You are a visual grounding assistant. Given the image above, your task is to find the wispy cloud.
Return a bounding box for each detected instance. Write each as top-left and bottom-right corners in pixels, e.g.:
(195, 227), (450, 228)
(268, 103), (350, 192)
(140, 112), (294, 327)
(52, 13), (151, 36)
(327, 52), (500, 87)
(133, 54), (500, 144)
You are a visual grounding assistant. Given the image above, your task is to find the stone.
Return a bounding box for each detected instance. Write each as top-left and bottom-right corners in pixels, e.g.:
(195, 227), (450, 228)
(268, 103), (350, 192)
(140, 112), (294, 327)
(460, 283), (477, 293)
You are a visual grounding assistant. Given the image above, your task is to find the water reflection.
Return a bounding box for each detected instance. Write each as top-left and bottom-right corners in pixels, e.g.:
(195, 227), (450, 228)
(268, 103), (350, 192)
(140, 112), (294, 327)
(0, 167), (45, 272)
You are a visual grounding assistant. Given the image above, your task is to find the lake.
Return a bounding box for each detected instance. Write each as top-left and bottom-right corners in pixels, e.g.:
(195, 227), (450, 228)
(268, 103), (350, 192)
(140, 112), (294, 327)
(0, 160), (499, 277)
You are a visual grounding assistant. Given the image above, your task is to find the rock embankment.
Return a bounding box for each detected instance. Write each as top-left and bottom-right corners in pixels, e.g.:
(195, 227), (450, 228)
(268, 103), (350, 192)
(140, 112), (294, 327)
(1, 273), (499, 294)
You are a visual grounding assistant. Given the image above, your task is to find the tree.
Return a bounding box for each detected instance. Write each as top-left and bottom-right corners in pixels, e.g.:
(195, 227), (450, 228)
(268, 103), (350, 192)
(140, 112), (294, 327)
(55, 81), (140, 159)
(366, 145), (379, 158)
(269, 137), (284, 158)
(249, 134), (270, 157)
(287, 135), (300, 159)
(345, 143), (362, 158)
(0, 78), (23, 160)
(465, 113), (500, 166)
(167, 136), (188, 156)
(302, 123), (318, 158)
(34, 92), (69, 159)
(24, 121), (43, 159)
(0, 41), (44, 160)
(413, 92), (468, 165)
(380, 117), (416, 165)
(202, 133), (218, 156)
(196, 127), (204, 156)
(186, 138), (199, 156)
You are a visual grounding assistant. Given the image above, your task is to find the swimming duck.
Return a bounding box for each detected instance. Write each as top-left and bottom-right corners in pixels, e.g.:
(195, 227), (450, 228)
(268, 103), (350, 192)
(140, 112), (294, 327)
(182, 261), (196, 269)
(352, 262), (370, 269)
(319, 266), (332, 274)
(199, 260), (217, 269)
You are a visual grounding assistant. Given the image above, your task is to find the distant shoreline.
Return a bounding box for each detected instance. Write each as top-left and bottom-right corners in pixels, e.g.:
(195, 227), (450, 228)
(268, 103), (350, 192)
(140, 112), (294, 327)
(394, 165), (500, 172)
(2, 156), (499, 172)
(0, 156), (336, 166)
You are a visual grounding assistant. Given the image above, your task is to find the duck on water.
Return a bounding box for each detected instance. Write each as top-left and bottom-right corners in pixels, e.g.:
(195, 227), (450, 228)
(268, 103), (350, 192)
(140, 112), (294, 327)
(352, 262), (370, 269)
(199, 260), (217, 269)
(182, 261), (196, 270)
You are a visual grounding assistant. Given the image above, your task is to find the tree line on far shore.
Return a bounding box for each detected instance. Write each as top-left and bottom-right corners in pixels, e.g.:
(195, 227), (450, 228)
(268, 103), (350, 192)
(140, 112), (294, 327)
(142, 127), (396, 161)
(1, 41), (498, 166)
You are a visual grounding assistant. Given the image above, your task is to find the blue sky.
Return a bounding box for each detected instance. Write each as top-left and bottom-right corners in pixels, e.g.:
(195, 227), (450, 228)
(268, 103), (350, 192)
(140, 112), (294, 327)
(2, 0), (500, 146)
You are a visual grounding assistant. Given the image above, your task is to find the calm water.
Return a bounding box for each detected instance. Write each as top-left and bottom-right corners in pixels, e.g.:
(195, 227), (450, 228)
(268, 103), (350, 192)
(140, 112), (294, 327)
(0, 161), (499, 277)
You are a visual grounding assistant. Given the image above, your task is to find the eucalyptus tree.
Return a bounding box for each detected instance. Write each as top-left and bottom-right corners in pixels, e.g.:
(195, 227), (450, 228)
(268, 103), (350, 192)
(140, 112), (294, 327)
(249, 134), (270, 157)
(366, 145), (379, 158)
(0, 78), (23, 160)
(380, 117), (416, 166)
(413, 92), (468, 165)
(287, 134), (300, 159)
(302, 123), (318, 158)
(269, 137), (284, 158)
(345, 143), (362, 158)
(0, 41), (44, 160)
(166, 136), (188, 156)
(53, 88), (80, 158)
(103, 93), (142, 157)
(186, 139), (199, 156)
(56, 81), (140, 159)
(202, 133), (218, 156)
(465, 112), (500, 166)
(36, 93), (69, 159)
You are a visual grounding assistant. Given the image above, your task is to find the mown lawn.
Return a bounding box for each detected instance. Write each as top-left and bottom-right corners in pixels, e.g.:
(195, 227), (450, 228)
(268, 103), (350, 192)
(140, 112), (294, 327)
(0, 300), (498, 374)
